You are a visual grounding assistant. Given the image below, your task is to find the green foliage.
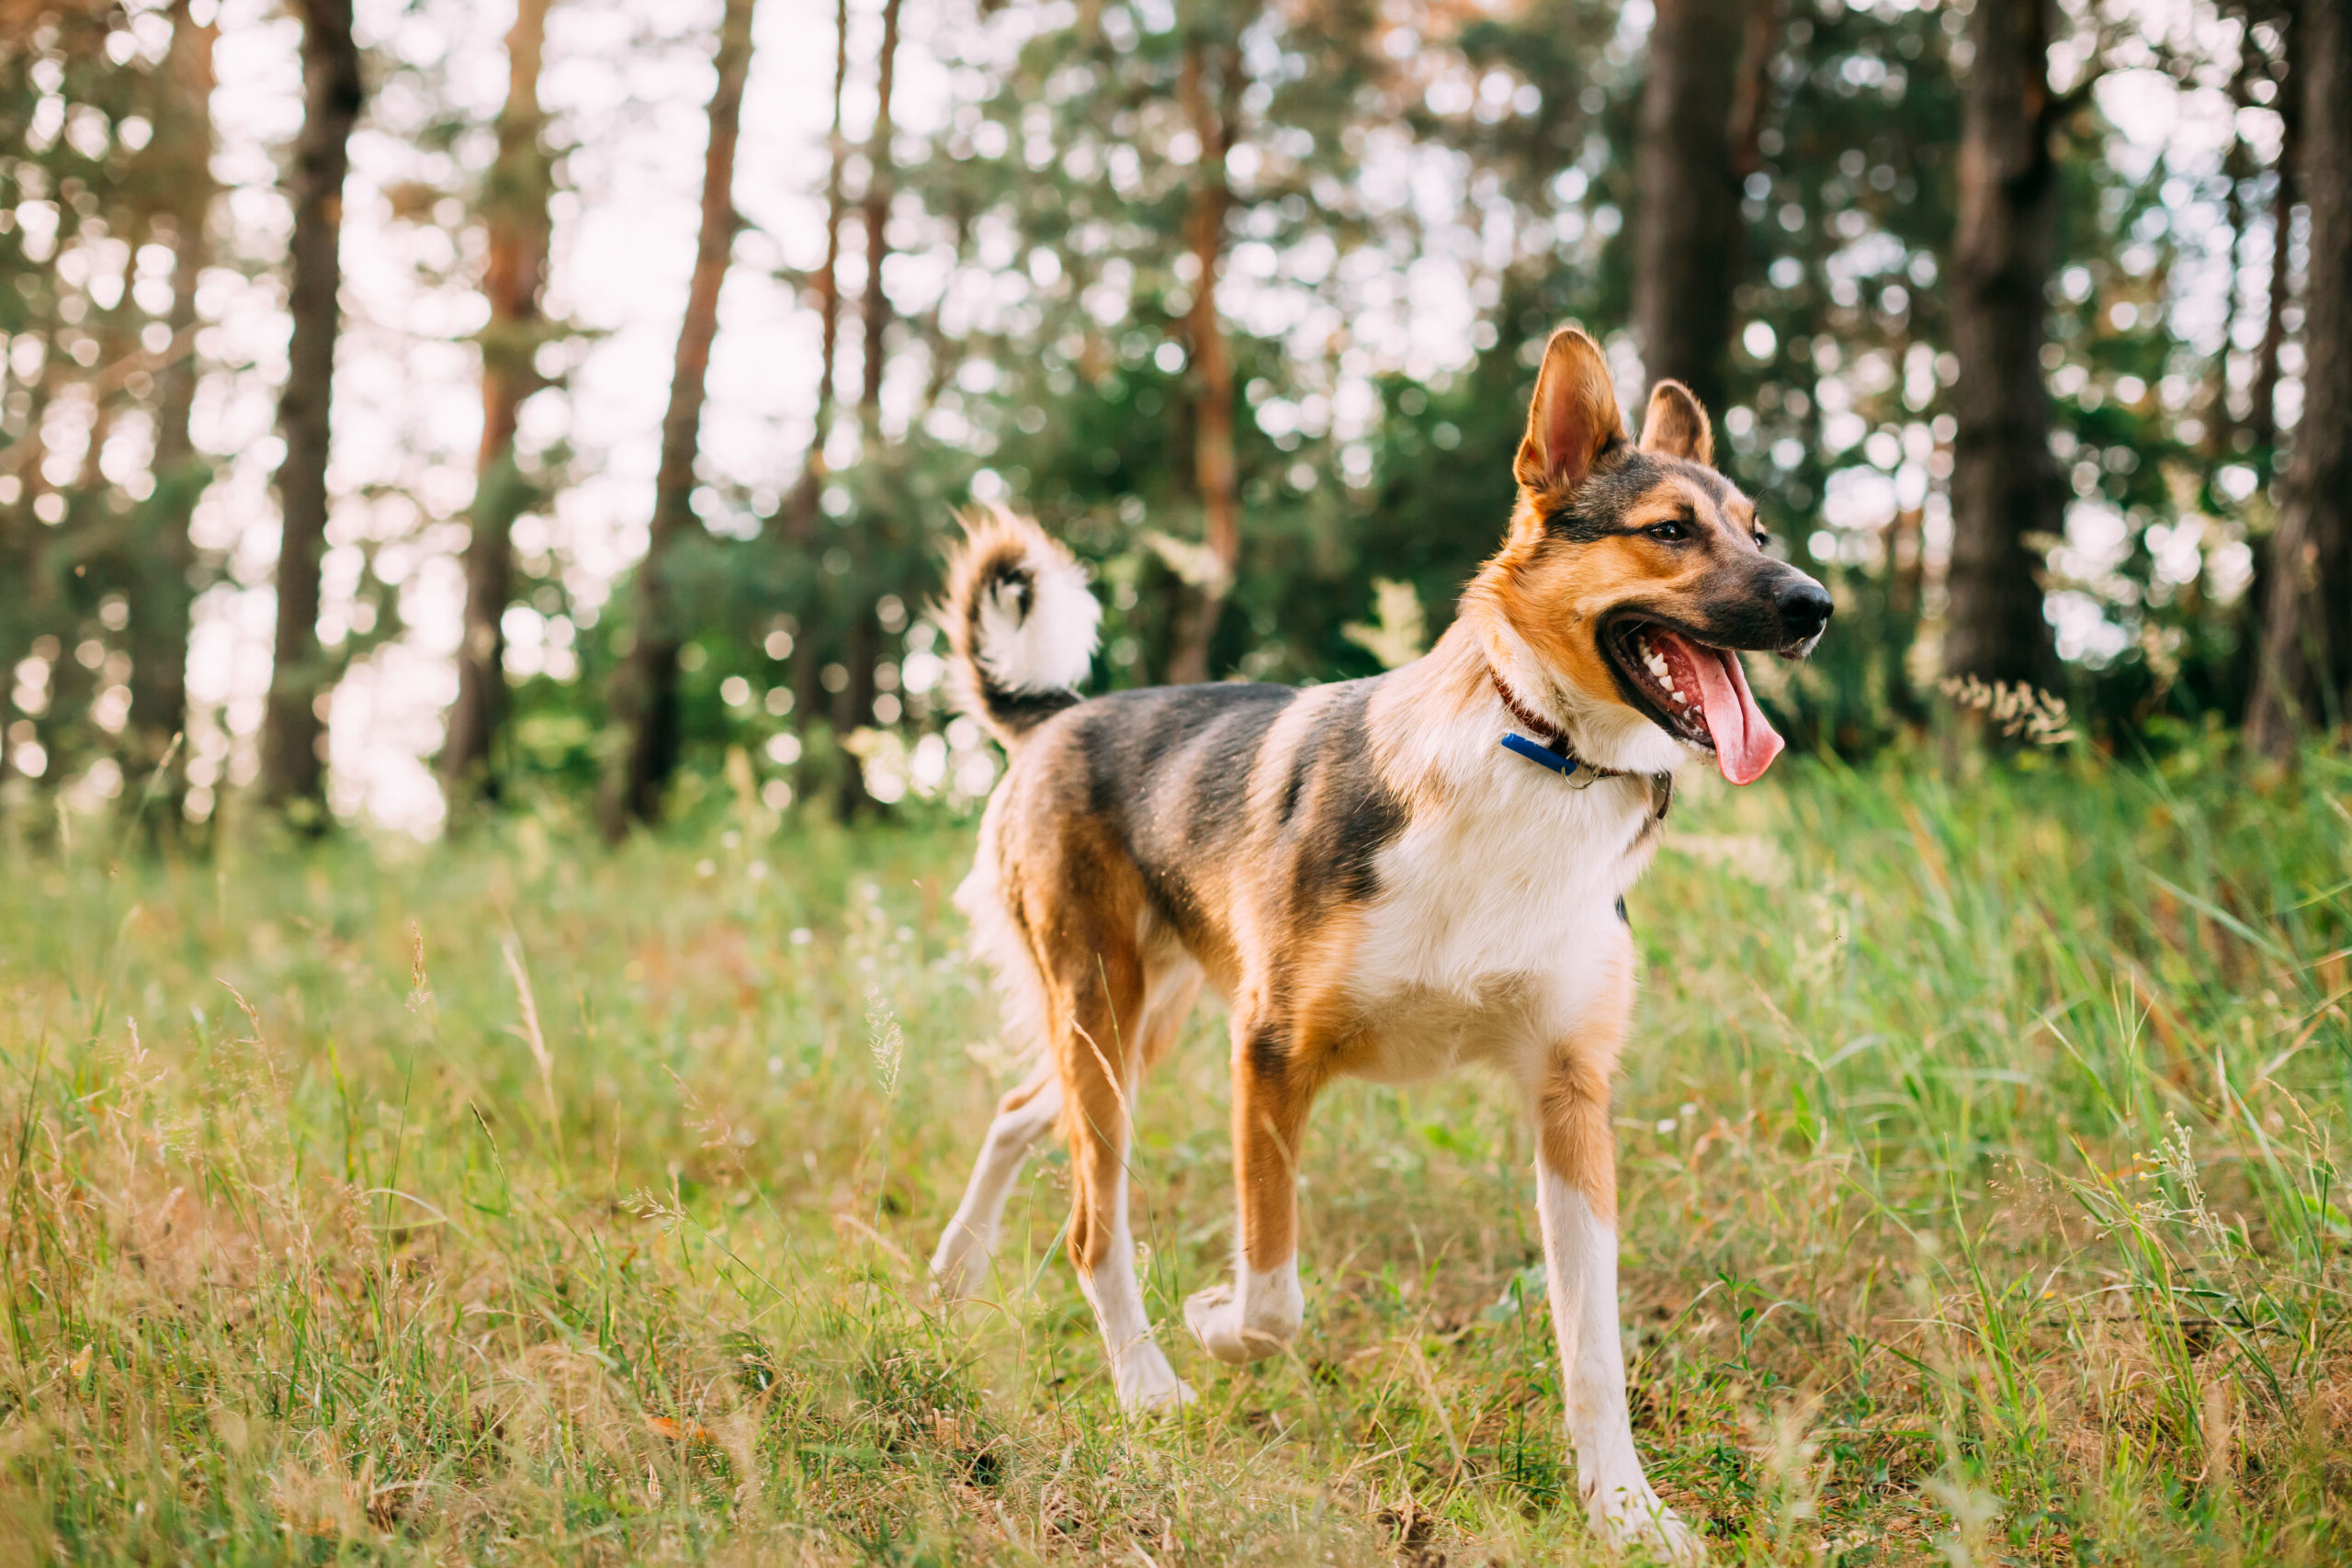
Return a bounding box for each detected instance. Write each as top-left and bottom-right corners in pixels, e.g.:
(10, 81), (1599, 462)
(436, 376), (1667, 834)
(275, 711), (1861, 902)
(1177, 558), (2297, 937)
(0, 0), (2311, 828)
(701, 0), (2288, 832)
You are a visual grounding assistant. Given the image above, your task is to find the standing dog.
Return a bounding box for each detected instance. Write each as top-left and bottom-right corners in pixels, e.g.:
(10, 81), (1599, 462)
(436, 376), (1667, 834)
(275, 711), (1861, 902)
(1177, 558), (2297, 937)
(926, 327), (1830, 1558)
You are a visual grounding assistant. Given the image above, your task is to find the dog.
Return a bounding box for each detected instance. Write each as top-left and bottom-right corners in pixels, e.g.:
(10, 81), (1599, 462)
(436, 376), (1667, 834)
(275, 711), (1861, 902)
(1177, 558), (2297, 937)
(925, 326), (1830, 1559)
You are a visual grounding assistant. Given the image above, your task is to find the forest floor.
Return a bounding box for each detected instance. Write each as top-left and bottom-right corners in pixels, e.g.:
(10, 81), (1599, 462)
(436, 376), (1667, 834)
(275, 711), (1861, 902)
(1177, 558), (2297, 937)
(1, 742), (2348, 1566)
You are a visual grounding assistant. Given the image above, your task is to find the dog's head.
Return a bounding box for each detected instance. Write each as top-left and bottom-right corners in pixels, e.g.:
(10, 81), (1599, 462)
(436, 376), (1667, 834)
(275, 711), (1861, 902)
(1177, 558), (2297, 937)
(1473, 326), (1831, 784)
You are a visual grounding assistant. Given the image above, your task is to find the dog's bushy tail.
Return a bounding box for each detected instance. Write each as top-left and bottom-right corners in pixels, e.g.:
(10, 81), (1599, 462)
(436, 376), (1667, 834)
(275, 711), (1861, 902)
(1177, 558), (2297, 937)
(940, 506), (1102, 749)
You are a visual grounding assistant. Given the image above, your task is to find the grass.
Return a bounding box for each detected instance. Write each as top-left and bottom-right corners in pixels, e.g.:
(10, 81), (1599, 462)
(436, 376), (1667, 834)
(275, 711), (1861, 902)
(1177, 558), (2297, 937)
(0, 740), (2348, 1565)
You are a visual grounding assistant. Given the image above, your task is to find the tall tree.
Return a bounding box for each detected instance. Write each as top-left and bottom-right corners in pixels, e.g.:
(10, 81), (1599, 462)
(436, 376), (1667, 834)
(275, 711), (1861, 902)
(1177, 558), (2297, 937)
(1632, 0), (1776, 415)
(1942, 0), (2062, 690)
(832, 0), (903, 818)
(125, 0), (215, 818)
(895, 0), (1408, 692)
(2247, 124), (2294, 456)
(857, 0), (903, 429)
(2247, 0), (2351, 752)
(258, 0), (364, 817)
(442, 0), (556, 806)
(596, 0), (756, 839)
(1163, 32), (1240, 687)
(2208, 54), (2256, 460)
(2247, 4), (2296, 460)
(785, 0), (852, 733)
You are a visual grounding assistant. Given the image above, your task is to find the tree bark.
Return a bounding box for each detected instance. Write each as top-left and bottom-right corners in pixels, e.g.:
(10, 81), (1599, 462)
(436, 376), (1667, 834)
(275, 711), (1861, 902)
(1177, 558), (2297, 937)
(127, 0), (215, 821)
(831, 0), (902, 819)
(762, 0), (846, 761)
(2247, 0), (2352, 753)
(1942, 0), (2063, 690)
(1164, 35), (1239, 687)
(2249, 28), (2296, 459)
(595, 0), (756, 840)
(786, 0), (851, 539)
(2207, 58), (2256, 459)
(442, 0), (556, 807)
(1633, 0), (1771, 417)
(259, 0), (362, 818)
(858, 0), (903, 427)
(783, 0), (851, 748)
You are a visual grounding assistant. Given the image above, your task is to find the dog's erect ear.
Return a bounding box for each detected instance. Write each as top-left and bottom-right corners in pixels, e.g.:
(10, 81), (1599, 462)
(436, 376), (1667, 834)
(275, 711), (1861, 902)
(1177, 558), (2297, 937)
(1638, 379), (1714, 467)
(1514, 328), (1627, 493)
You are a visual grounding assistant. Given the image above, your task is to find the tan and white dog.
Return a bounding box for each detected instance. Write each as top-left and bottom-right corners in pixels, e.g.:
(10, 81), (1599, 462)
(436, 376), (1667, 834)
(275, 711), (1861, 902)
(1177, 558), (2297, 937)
(925, 327), (1830, 1559)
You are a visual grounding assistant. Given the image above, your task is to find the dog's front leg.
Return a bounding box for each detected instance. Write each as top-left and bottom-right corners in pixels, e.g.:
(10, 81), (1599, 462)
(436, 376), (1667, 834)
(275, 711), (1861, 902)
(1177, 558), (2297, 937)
(1185, 1015), (1313, 1364)
(1534, 1019), (1702, 1562)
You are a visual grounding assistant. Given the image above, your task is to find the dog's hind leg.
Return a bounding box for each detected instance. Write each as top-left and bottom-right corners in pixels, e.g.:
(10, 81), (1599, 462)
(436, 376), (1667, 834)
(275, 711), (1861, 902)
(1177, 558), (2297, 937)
(930, 1064), (1063, 1302)
(1053, 931), (1193, 1413)
(1530, 943), (1702, 1562)
(934, 950), (1200, 1306)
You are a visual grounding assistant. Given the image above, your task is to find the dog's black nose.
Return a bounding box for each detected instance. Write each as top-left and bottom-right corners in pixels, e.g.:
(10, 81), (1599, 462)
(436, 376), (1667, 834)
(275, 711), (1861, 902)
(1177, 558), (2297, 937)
(1777, 577), (1833, 641)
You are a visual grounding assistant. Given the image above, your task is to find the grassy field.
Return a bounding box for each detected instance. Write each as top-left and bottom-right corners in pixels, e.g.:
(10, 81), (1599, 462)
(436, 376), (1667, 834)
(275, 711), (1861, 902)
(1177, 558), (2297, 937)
(1, 742), (2347, 1565)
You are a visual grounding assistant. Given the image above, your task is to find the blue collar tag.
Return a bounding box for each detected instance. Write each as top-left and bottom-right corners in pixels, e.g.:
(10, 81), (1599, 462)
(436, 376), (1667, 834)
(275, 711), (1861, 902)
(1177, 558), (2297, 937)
(1499, 730), (1671, 815)
(1500, 731), (1579, 776)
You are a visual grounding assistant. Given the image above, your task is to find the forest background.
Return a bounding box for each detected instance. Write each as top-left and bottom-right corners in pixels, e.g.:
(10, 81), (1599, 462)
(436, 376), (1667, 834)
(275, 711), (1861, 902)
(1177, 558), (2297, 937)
(0, 0), (2343, 840)
(5, 3), (2352, 1563)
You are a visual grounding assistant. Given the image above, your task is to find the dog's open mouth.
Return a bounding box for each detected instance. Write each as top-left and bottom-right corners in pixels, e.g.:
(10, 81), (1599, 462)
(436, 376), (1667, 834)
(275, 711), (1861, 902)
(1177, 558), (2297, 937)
(1602, 616), (1786, 784)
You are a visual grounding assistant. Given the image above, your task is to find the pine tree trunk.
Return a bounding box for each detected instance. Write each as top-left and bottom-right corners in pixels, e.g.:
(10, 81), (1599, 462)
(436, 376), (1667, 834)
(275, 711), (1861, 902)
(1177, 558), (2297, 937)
(259, 0), (362, 818)
(2206, 44), (2263, 459)
(1942, 0), (2062, 691)
(596, 0), (755, 840)
(0, 362), (48, 797)
(442, 0), (555, 807)
(833, 0), (901, 819)
(786, 0), (849, 542)
(783, 0), (851, 757)
(3, 386), (53, 675)
(127, 0), (215, 823)
(858, 0), (902, 425)
(2249, 38), (2296, 458)
(2247, 0), (2352, 753)
(1164, 36), (1238, 688)
(1633, 0), (1770, 416)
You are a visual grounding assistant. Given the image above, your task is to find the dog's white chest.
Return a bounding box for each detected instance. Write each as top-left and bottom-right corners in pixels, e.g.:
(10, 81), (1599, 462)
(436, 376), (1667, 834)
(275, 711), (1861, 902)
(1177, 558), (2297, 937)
(1344, 766), (1658, 1065)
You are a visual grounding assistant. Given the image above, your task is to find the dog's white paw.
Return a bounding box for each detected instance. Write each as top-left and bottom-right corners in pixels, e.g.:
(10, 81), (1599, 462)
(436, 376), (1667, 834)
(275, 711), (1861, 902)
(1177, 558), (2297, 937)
(1113, 1343), (1195, 1414)
(1589, 1480), (1703, 1563)
(927, 1226), (989, 1303)
(1183, 1283), (1292, 1365)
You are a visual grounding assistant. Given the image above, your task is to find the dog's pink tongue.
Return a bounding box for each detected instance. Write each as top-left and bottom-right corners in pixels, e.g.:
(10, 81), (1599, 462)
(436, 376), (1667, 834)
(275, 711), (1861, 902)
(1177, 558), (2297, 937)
(1658, 631), (1784, 784)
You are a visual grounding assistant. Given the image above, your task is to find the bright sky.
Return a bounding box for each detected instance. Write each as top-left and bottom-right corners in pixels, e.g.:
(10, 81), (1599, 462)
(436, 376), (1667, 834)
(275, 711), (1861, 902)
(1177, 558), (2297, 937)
(168, 0), (2267, 837)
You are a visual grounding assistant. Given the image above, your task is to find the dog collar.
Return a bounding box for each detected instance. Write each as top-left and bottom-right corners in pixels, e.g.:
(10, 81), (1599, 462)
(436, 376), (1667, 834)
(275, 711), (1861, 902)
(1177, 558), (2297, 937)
(1489, 667), (1672, 817)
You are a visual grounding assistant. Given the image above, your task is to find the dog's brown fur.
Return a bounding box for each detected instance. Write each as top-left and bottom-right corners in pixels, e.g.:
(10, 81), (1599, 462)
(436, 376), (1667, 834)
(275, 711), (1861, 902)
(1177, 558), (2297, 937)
(927, 327), (1831, 1557)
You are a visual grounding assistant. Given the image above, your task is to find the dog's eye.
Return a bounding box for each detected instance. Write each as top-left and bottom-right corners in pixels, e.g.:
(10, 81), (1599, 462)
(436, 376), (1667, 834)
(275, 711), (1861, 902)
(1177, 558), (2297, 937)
(1646, 519), (1689, 543)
